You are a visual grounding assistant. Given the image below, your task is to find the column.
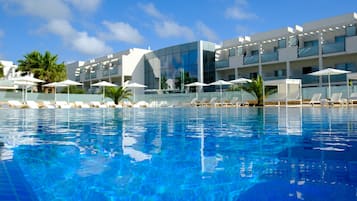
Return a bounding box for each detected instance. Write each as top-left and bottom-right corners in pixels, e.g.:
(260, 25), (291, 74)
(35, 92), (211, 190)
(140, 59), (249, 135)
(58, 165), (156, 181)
(286, 61), (291, 79)
(258, 43), (263, 76)
(318, 32), (324, 87)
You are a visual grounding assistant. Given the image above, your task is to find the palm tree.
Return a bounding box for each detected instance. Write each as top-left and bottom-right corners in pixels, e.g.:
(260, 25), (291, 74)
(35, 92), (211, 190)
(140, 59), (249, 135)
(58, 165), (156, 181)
(240, 75), (276, 106)
(17, 51), (66, 91)
(105, 86), (132, 104)
(0, 62), (4, 78)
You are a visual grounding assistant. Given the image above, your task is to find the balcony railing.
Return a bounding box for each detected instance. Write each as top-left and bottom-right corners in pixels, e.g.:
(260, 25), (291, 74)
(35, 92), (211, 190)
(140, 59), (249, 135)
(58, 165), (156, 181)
(215, 60), (229, 68)
(298, 46), (318, 57)
(261, 52), (278, 63)
(322, 42), (345, 54)
(243, 55), (259, 65)
(302, 75), (319, 85)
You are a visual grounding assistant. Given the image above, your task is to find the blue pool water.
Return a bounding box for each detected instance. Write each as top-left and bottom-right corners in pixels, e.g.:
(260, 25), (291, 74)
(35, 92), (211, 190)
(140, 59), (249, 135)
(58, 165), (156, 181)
(0, 107), (357, 201)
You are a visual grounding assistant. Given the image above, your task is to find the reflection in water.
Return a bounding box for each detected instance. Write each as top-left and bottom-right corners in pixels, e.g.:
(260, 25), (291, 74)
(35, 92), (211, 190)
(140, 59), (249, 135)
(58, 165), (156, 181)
(0, 108), (356, 200)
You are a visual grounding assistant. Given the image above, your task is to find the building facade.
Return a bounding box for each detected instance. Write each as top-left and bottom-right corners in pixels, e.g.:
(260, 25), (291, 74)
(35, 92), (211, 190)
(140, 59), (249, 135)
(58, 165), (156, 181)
(67, 48), (151, 93)
(65, 13), (357, 94)
(215, 13), (357, 87)
(144, 41), (216, 92)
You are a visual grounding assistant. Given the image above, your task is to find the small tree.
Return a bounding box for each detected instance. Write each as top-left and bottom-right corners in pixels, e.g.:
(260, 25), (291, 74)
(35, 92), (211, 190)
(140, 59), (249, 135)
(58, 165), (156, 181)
(0, 62), (4, 78)
(105, 86), (132, 104)
(240, 75), (276, 106)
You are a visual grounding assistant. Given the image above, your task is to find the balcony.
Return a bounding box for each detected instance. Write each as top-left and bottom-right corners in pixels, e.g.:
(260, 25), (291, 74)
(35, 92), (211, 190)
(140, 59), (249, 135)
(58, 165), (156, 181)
(298, 46), (318, 58)
(261, 52), (278, 63)
(243, 55), (259, 65)
(322, 42), (345, 54)
(215, 60), (229, 68)
(302, 75), (319, 85)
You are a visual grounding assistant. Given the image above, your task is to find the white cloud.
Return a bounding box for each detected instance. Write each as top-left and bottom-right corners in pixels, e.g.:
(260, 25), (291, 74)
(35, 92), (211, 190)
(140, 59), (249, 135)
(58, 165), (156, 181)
(225, 0), (257, 20)
(8, 0), (71, 20)
(154, 20), (195, 40)
(138, 3), (195, 40)
(196, 21), (219, 42)
(225, 7), (257, 20)
(72, 32), (111, 55)
(46, 19), (112, 56)
(102, 21), (144, 44)
(138, 2), (164, 19)
(65, 0), (102, 13)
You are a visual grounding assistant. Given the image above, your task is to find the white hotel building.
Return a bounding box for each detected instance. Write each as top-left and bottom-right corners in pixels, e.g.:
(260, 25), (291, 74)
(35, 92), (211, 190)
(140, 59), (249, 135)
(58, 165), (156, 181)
(215, 13), (357, 87)
(66, 48), (151, 93)
(66, 13), (357, 93)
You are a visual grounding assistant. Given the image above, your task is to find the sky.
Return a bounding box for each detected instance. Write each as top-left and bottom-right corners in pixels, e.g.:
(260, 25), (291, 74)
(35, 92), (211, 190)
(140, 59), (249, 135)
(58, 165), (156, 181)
(0, 0), (356, 63)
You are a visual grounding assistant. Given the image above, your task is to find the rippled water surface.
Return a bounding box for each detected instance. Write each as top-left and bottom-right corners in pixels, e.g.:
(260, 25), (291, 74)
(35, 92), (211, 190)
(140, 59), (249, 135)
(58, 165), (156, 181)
(1, 107), (357, 201)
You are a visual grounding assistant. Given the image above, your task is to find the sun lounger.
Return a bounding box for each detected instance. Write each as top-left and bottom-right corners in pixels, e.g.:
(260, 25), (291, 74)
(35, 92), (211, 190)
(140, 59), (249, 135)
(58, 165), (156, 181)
(349, 92), (357, 104)
(105, 101), (122, 108)
(42, 101), (55, 109)
(74, 101), (90, 108)
(202, 97), (217, 107)
(225, 97), (241, 107)
(133, 101), (149, 108)
(309, 93), (322, 106)
(90, 101), (107, 108)
(25, 101), (40, 109)
(190, 98), (199, 107)
(55, 101), (72, 109)
(8, 100), (25, 108)
(327, 93), (346, 105)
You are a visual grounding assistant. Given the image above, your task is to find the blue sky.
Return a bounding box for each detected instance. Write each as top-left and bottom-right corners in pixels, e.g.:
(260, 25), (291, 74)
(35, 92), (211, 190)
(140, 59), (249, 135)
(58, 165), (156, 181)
(0, 0), (356, 63)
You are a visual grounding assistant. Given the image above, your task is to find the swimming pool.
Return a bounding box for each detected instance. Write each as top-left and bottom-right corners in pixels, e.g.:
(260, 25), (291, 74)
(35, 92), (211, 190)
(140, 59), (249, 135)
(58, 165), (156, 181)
(0, 107), (357, 200)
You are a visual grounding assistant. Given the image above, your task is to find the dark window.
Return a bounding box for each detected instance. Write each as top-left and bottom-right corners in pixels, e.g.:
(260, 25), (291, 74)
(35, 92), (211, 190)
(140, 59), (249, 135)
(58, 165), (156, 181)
(250, 72), (258, 79)
(251, 50), (259, 55)
(278, 39), (286, 48)
(346, 25), (356, 36)
(302, 67), (312, 74)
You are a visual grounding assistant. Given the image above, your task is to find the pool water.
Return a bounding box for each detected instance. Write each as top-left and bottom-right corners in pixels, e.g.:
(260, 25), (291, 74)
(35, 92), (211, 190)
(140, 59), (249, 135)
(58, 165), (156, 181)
(1, 107), (357, 201)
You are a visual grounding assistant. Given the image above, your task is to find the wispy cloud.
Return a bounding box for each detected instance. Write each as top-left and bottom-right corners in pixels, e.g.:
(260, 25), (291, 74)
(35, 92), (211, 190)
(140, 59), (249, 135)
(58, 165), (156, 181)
(46, 19), (112, 56)
(138, 2), (164, 19)
(225, 0), (257, 20)
(101, 21), (144, 44)
(196, 21), (219, 42)
(154, 20), (195, 40)
(5, 0), (71, 20)
(65, 0), (102, 13)
(139, 3), (195, 40)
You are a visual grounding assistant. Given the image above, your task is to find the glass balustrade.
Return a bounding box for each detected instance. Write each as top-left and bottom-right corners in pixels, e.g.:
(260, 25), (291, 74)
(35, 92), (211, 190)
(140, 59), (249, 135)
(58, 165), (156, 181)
(298, 46), (318, 57)
(261, 52), (278, 63)
(322, 42), (345, 54)
(215, 60), (229, 68)
(243, 55), (259, 65)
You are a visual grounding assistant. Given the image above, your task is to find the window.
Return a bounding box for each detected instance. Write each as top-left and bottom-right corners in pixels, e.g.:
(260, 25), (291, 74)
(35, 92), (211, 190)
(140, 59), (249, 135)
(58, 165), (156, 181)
(274, 69), (286, 77)
(229, 48), (235, 57)
(237, 47), (243, 56)
(302, 67), (312, 74)
(251, 50), (259, 55)
(346, 25), (356, 37)
(250, 72), (258, 79)
(335, 36), (345, 43)
(278, 39), (286, 48)
(228, 75), (235, 80)
(336, 63), (356, 71)
(304, 40), (318, 47)
(288, 36), (298, 47)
